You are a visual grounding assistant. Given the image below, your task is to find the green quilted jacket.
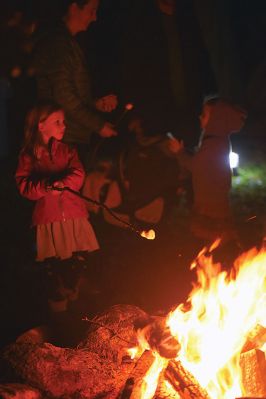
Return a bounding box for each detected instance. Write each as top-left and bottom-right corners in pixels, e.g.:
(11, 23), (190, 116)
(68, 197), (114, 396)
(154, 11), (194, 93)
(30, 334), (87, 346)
(32, 23), (105, 144)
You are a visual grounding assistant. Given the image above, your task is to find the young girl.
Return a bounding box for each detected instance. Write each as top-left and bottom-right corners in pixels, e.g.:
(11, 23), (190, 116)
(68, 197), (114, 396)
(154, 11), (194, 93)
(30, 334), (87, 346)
(15, 102), (99, 261)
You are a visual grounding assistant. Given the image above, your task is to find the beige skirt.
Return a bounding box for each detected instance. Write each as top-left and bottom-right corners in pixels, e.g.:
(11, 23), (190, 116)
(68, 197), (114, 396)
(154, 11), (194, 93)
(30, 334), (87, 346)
(36, 218), (99, 261)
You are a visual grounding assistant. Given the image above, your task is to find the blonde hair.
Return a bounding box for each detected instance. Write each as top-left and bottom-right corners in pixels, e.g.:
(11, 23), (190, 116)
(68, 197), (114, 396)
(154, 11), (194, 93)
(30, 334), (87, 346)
(22, 102), (62, 159)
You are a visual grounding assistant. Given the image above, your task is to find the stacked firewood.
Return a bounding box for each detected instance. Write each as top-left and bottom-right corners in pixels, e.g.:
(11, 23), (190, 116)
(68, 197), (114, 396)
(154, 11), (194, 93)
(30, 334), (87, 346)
(118, 349), (211, 399)
(0, 306), (265, 399)
(239, 324), (266, 398)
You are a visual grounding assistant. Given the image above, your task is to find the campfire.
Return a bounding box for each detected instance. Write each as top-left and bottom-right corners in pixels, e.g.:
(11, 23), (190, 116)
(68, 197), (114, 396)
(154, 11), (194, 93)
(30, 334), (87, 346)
(127, 239), (266, 399)
(1, 240), (265, 399)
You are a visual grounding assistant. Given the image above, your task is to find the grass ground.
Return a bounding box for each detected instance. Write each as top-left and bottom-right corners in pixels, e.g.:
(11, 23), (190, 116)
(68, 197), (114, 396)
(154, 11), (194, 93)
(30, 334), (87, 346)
(231, 136), (266, 244)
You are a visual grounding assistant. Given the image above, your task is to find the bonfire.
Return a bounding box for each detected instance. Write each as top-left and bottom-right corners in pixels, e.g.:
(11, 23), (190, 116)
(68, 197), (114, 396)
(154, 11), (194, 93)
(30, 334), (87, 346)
(0, 240), (265, 399)
(129, 239), (266, 399)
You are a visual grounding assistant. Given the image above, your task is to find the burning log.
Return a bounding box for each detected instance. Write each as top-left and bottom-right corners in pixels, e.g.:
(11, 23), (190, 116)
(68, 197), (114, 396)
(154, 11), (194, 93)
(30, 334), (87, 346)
(119, 350), (156, 399)
(165, 360), (211, 399)
(135, 315), (181, 359)
(154, 370), (181, 399)
(242, 324), (266, 353)
(239, 349), (266, 397)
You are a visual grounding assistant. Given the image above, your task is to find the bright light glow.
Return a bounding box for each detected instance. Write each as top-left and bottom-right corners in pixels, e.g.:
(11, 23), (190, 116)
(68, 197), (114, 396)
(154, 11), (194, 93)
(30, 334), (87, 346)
(229, 151), (239, 169)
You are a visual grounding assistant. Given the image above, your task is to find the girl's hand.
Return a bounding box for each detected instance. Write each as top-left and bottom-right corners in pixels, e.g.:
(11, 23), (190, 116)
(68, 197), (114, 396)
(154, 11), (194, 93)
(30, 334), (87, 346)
(50, 181), (65, 196)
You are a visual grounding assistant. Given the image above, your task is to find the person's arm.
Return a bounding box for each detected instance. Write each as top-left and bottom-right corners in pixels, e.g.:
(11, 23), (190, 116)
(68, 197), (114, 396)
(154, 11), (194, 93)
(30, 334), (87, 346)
(167, 137), (194, 171)
(60, 147), (85, 191)
(52, 39), (105, 134)
(15, 154), (47, 200)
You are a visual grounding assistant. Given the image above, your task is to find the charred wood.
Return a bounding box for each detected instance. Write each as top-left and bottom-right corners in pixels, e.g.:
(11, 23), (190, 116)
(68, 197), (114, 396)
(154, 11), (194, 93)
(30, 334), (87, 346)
(119, 350), (155, 399)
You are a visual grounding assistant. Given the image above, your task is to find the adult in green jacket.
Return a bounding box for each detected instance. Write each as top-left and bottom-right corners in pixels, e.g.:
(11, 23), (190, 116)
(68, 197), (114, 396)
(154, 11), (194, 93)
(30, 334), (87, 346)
(32, 0), (118, 146)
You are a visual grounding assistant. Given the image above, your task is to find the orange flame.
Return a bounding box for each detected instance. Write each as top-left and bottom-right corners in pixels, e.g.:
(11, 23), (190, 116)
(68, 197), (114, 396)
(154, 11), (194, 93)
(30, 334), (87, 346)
(135, 243), (266, 399)
(141, 353), (167, 399)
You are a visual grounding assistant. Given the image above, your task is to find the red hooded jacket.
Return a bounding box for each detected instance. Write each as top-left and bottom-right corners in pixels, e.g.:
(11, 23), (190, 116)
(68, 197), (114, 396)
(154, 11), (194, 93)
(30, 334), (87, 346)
(15, 139), (87, 225)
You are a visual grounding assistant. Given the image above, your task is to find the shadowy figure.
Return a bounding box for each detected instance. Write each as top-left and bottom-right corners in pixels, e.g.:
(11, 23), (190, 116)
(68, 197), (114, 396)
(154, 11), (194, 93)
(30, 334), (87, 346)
(119, 0), (216, 149)
(119, 115), (183, 217)
(168, 97), (247, 241)
(15, 102), (99, 262)
(32, 0), (118, 168)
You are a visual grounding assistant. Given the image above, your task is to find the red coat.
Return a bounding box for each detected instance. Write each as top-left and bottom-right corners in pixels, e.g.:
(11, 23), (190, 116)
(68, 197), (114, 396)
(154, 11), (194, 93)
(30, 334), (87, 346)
(15, 140), (88, 225)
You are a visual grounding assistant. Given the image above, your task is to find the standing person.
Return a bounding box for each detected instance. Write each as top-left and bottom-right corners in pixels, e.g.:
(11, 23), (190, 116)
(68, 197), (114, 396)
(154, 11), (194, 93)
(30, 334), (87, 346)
(15, 102), (99, 262)
(120, 0), (216, 149)
(32, 0), (118, 167)
(168, 97), (247, 240)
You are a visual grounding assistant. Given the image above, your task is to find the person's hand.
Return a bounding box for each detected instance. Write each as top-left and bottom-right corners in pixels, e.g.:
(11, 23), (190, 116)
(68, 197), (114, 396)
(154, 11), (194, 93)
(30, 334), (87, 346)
(99, 122), (118, 138)
(50, 181), (65, 196)
(95, 94), (118, 112)
(168, 138), (184, 154)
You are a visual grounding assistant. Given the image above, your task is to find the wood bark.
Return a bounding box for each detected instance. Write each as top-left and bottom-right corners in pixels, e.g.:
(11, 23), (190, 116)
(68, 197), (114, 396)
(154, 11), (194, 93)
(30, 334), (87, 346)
(239, 349), (266, 397)
(165, 360), (211, 399)
(80, 304), (148, 364)
(154, 370), (181, 399)
(0, 383), (43, 399)
(241, 324), (266, 353)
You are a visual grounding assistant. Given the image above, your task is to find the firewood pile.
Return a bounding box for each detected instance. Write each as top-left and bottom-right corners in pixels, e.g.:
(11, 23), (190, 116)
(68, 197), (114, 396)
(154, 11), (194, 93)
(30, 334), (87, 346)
(239, 324), (266, 398)
(0, 305), (265, 399)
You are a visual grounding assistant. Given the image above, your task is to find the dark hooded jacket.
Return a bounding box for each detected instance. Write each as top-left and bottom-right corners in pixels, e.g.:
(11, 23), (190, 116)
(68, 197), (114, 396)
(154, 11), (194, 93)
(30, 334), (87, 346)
(178, 100), (245, 218)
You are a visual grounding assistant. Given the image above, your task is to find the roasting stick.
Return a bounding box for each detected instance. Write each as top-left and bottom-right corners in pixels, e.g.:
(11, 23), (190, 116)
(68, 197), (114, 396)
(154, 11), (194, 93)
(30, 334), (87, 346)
(115, 103), (134, 127)
(50, 186), (155, 240)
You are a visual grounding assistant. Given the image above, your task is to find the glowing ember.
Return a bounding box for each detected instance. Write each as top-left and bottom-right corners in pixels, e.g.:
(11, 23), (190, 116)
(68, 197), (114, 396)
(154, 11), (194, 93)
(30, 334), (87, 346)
(141, 230), (156, 240)
(133, 243), (266, 399)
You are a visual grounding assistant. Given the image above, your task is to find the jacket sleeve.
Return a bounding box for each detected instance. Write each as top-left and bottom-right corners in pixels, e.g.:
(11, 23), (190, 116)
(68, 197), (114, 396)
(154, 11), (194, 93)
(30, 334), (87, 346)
(36, 36), (105, 135)
(61, 147), (85, 191)
(15, 154), (47, 200)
